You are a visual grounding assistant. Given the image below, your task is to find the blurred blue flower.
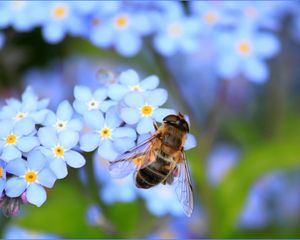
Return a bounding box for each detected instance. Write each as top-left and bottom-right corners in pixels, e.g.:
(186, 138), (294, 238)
(0, 160), (6, 195)
(139, 184), (184, 217)
(0, 1), (44, 31)
(38, 127), (85, 179)
(120, 90), (174, 134)
(5, 150), (56, 207)
(86, 204), (104, 227)
(89, 9), (154, 56)
(206, 144), (239, 186)
(93, 154), (138, 203)
(153, 12), (200, 57)
(108, 69), (159, 101)
(0, 87), (49, 124)
(4, 225), (59, 239)
(44, 100), (82, 133)
(0, 119), (39, 162)
(0, 32), (4, 49)
(216, 28), (280, 83)
(80, 107), (136, 160)
(40, 1), (86, 43)
(73, 85), (115, 115)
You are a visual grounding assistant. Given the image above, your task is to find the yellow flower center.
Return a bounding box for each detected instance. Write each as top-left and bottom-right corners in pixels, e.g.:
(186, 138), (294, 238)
(53, 146), (65, 157)
(0, 167), (3, 178)
(115, 15), (129, 29)
(129, 85), (143, 92)
(140, 105), (153, 116)
(237, 41), (252, 55)
(203, 11), (218, 24)
(15, 112), (28, 121)
(25, 171), (37, 183)
(52, 5), (68, 19)
(87, 100), (99, 110)
(100, 127), (111, 138)
(168, 23), (183, 37)
(6, 134), (17, 144)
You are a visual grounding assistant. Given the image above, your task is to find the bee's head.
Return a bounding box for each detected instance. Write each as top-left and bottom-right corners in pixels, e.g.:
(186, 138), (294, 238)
(163, 113), (189, 132)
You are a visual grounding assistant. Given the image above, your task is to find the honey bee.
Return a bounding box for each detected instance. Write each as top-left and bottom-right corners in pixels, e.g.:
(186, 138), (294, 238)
(109, 112), (194, 217)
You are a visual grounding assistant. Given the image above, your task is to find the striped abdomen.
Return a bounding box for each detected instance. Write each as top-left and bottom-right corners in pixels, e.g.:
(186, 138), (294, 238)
(135, 151), (173, 189)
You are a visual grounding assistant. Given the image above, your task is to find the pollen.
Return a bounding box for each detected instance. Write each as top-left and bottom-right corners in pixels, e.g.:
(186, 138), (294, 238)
(53, 145), (65, 157)
(6, 134), (17, 144)
(24, 171), (37, 183)
(133, 156), (144, 167)
(87, 99), (99, 110)
(52, 5), (68, 19)
(203, 11), (218, 24)
(0, 167), (3, 178)
(237, 41), (252, 54)
(129, 85), (143, 92)
(140, 105), (153, 116)
(100, 127), (111, 138)
(115, 15), (129, 28)
(54, 120), (67, 131)
(15, 112), (28, 121)
(168, 23), (183, 37)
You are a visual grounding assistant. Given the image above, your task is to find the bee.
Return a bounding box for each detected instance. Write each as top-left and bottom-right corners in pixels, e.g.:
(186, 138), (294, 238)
(109, 112), (194, 217)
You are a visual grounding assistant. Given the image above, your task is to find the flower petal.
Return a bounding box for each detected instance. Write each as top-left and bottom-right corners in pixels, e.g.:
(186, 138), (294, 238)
(94, 88), (107, 102)
(124, 92), (144, 108)
(80, 133), (100, 152)
(38, 168), (56, 188)
(57, 100), (73, 121)
(1, 145), (22, 162)
(5, 177), (27, 197)
(26, 183), (47, 207)
(74, 85), (92, 102)
(136, 117), (155, 135)
(84, 110), (104, 130)
(113, 127), (137, 140)
(6, 158), (27, 176)
(184, 133), (197, 150)
(64, 150), (86, 168)
(120, 107), (140, 125)
(68, 118), (83, 132)
(108, 84), (128, 101)
(98, 140), (119, 161)
(140, 75), (159, 90)
(14, 118), (35, 136)
(50, 158), (68, 179)
(27, 150), (47, 172)
(152, 108), (176, 123)
(38, 127), (57, 148)
(119, 69), (139, 86)
(105, 107), (122, 129)
(59, 130), (79, 150)
(146, 89), (168, 107)
(0, 120), (14, 138)
(16, 136), (39, 153)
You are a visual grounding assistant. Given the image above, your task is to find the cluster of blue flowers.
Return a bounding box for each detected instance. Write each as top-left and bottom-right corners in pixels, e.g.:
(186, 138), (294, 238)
(0, 1), (298, 83)
(0, 68), (196, 217)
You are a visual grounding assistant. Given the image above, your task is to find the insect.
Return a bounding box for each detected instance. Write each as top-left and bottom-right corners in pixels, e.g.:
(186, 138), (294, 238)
(108, 112), (194, 217)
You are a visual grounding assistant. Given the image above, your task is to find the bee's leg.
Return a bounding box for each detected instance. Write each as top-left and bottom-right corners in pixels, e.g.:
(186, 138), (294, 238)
(153, 122), (158, 131)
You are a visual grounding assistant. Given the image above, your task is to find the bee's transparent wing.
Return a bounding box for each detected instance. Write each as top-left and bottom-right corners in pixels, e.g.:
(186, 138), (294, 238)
(174, 152), (194, 217)
(108, 135), (157, 178)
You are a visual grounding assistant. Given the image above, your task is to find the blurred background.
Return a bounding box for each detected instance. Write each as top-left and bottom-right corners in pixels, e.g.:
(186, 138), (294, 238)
(1, 0), (300, 238)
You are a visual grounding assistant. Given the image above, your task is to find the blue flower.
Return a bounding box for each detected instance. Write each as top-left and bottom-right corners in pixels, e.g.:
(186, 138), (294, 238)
(153, 5), (200, 56)
(93, 154), (138, 203)
(139, 184), (184, 217)
(89, 9), (154, 56)
(73, 85), (115, 115)
(0, 119), (39, 162)
(216, 28), (280, 83)
(80, 107), (136, 160)
(44, 100), (82, 133)
(38, 127), (85, 179)
(120, 90), (175, 134)
(0, 87), (50, 124)
(40, 2), (86, 43)
(5, 150), (56, 207)
(0, 160), (6, 195)
(108, 69), (159, 101)
(0, 32), (4, 49)
(4, 225), (60, 239)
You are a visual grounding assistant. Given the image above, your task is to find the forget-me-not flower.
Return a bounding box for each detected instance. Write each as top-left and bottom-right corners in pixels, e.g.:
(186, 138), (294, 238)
(108, 69), (159, 101)
(80, 107), (136, 160)
(0, 119), (39, 162)
(5, 150), (56, 207)
(120, 90), (175, 134)
(44, 100), (82, 133)
(0, 160), (6, 195)
(38, 127), (86, 179)
(73, 85), (115, 115)
(216, 28), (280, 83)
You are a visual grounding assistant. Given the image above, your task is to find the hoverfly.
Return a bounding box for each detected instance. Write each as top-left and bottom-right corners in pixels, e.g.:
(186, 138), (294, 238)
(109, 112), (194, 217)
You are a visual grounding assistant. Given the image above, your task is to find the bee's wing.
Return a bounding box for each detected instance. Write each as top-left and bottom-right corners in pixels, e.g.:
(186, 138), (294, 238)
(108, 134), (158, 178)
(174, 152), (194, 217)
